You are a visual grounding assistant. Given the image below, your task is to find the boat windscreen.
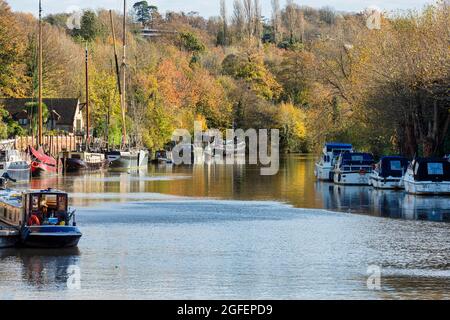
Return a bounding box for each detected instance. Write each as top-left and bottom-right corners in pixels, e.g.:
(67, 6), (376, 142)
(379, 157), (409, 178)
(414, 160), (450, 181)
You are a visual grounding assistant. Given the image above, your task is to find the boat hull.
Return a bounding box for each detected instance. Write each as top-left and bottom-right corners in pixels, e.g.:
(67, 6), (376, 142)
(334, 171), (371, 185)
(0, 162), (31, 182)
(0, 229), (19, 248)
(64, 158), (108, 173)
(404, 179), (450, 195)
(21, 226), (82, 248)
(107, 150), (149, 169)
(370, 174), (404, 190)
(31, 162), (59, 177)
(315, 163), (333, 181)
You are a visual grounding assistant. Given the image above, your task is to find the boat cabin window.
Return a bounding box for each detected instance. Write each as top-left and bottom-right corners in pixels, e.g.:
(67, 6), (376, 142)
(71, 154), (81, 160)
(351, 155), (364, 162)
(427, 163), (444, 175)
(390, 161), (402, 171)
(28, 193), (68, 225)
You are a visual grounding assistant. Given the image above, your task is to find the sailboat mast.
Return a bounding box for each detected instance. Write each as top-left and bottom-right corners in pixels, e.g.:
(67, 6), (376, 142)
(85, 44), (90, 150)
(121, 0), (128, 147)
(38, 0), (43, 147)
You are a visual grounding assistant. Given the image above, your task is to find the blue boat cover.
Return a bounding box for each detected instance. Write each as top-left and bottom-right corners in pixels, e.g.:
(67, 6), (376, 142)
(340, 153), (374, 166)
(325, 143), (353, 152)
(378, 156), (409, 178)
(413, 158), (450, 182)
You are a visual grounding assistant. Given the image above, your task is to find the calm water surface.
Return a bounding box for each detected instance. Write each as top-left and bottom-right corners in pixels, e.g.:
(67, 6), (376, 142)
(1, 155), (449, 299)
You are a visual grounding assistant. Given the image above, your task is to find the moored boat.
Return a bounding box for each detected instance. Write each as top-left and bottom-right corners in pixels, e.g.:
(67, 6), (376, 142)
(0, 187), (82, 248)
(403, 158), (450, 195)
(315, 143), (353, 181)
(333, 152), (375, 185)
(370, 156), (409, 189)
(29, 146), (60, 177)
(60, 151), (108, 172)
(0, 140), (31, 183)
(106, 149), (149, 169)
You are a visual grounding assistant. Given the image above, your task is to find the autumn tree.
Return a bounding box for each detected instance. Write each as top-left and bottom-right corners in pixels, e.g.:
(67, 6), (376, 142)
(0, 0), (29, 97)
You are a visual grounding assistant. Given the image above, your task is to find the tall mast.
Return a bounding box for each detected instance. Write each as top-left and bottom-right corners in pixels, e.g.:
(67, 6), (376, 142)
(109, 10), (122, 95)
(38, 0), (43, 147)
(121, 0), (128, 148)
(85, 44), (90, 150)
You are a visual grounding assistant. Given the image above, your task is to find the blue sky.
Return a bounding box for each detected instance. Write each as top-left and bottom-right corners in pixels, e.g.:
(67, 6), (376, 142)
(8, 0), (434, 18)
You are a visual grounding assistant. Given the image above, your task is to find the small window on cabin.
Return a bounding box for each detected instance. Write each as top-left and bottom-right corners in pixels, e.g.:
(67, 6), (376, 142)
(72, 154), (81, 159)
(57, 195), (66, 212)
(351, 155), (364, 162)
(390, 161), (402, 171)
(32, 195), (39, 210)
(428, 163), (443, 175)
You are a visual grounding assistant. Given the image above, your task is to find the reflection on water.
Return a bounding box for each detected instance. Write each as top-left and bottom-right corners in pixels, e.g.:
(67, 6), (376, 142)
(28, 155), (450, 222)
(1, 155), (449, 300)
(0, 249), (80, 299)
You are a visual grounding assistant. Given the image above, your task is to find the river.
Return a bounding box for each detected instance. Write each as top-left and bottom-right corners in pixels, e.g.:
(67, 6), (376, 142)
(1, 155), (449, 299)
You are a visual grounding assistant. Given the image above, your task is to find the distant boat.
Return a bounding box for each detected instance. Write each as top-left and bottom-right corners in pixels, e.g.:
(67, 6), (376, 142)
(403, 158), (450, 195)
(315, 143), (353, 181)
(370, 156), (409, 189)
(60, 151), (108, 172)
(106, 149), (149, 169)
(333, 153), (375, 185)
(0, 140), (30, 182)
(29, 146), (59, 177)
(152, 150), (173, 165)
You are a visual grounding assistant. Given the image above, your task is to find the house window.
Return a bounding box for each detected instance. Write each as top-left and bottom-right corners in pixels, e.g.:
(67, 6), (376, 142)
(19, 118), (28, 125)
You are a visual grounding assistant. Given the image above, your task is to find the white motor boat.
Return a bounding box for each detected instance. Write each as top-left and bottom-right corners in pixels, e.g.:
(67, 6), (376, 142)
(403, 158), (450, 195)
(333, 153), (375, 185)
(315, 143), (353, 181)
(370, 156), (409, 189)
(0, 140), (30, 182)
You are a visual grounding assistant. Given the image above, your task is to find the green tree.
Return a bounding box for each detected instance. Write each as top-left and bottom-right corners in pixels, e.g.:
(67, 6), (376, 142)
(133, 1), (157, 27)
(76, 10), (102, 42)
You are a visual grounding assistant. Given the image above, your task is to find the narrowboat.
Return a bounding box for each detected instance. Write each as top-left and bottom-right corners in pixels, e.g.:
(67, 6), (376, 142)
(333, 153), (375, 185)
(403, 158), (450, 195)
(60, 151), (108, 172)
(369, 156), (409, 189)
(106, 149), (149, 169)
(0, 140), (31, 183)
(315, 143), (353, 181)
(0, 188), (82, 248)
(29, 146), (60, 177)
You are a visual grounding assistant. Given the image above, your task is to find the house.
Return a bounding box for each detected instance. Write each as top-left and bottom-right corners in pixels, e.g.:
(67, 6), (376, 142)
(0, 98), (85, 135)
